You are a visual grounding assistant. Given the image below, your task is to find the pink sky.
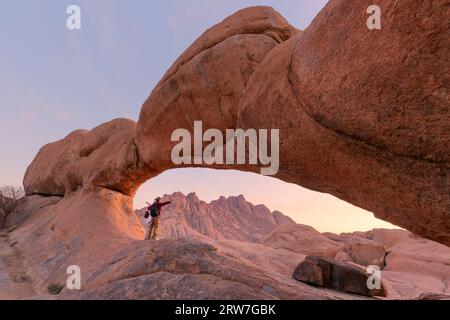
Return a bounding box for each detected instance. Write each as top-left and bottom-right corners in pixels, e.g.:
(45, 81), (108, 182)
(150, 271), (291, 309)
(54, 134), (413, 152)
(134, 169), (398, 234)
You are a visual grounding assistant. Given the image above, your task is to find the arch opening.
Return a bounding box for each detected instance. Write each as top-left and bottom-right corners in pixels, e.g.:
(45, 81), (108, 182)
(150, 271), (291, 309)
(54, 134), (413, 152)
(134, 168), (399, 236)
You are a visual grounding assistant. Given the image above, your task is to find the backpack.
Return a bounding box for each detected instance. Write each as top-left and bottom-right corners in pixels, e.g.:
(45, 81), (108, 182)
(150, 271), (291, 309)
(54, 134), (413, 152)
(150, 204), (160, 218)
(144, 207), (151, 219)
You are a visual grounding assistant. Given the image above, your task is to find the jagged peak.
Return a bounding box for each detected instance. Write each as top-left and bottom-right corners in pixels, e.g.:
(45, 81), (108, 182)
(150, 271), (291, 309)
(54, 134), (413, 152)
(153, 192), (286, 217)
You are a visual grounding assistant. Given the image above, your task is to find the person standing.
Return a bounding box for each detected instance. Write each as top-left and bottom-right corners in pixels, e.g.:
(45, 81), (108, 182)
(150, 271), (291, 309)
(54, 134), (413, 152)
(145, 197), (171, 240)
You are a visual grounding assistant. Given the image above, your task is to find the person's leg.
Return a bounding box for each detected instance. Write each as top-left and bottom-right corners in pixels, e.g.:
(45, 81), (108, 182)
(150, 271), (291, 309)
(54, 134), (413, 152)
(151, 217), (160, 240)
(149, 219), (154, 240)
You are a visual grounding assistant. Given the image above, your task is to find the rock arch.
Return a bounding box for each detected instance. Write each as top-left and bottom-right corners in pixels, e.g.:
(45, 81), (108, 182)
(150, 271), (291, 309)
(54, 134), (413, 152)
(23, 2), (449, 246)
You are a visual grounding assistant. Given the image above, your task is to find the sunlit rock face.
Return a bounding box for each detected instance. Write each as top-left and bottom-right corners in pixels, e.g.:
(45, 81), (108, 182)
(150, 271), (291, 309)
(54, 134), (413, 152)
(20, 3), (449, 299)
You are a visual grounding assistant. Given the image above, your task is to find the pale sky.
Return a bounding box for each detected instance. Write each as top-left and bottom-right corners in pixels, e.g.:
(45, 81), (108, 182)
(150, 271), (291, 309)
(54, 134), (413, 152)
(0, 0), (398, 233)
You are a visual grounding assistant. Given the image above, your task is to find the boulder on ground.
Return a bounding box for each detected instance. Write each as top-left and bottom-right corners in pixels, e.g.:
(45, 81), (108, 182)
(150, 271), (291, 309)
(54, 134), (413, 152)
(293, 261), (324, 287)
(334, 251), (353, 263)
(345, 238), (386, 268)
(293, 256), (387, 297)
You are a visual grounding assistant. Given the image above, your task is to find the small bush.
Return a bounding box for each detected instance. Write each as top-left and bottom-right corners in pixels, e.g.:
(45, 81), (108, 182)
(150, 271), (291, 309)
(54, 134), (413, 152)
(47, 284), (64, 295)
(0, 186), (25, 228)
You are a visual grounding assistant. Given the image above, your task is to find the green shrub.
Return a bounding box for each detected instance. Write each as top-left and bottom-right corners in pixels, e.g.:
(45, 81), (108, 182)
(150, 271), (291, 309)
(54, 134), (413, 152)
(47, 284), (64, 295)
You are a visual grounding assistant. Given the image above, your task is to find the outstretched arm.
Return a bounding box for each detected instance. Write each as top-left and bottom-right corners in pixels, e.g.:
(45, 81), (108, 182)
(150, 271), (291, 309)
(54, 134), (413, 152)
(159, 201), (171, 208)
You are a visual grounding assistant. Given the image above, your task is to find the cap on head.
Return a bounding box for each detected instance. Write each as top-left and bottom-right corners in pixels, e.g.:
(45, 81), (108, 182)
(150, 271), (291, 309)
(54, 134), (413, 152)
(155, 197), (162, 202)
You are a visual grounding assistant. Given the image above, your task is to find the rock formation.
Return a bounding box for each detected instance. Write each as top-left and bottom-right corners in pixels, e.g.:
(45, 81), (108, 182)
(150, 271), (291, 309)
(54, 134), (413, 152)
(293, 256), (387, 297)
(2, 0), (448, 300)
(22, 1), (449, 246)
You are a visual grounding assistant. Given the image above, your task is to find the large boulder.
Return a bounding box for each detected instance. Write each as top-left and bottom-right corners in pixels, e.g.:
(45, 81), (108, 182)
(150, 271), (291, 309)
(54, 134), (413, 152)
(293, 260), (324, 287)
(23, 130), (87, 197)
(24, 119), (144, 197)
(325, 234), (387, 267)
(345, 238), (386, 268)
(293, 256), (387, 297)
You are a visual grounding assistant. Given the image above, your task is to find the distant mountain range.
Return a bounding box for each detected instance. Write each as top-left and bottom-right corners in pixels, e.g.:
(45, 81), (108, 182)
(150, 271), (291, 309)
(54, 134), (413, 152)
(136, 192), (295, 242)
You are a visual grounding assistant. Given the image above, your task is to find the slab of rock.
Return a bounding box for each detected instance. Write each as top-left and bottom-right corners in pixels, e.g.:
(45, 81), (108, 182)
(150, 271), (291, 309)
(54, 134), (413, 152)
(293, 256), (387, 297)
(345, 238), (386, 268)
(5, 195), (61, 229)
(418, 293), (450, 301)
(261, 224), (343, 258)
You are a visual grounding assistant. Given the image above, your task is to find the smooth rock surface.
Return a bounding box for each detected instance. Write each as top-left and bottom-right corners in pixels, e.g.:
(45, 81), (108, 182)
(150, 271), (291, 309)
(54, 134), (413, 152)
(5, 195), (61, 229)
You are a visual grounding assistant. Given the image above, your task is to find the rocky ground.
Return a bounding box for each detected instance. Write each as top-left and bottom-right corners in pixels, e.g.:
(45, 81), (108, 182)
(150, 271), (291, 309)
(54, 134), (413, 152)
(0, 232), (36, 299)
(1, 192), (448, 300)
(0, 193), (365, 300)
(136, 193), (450, 300)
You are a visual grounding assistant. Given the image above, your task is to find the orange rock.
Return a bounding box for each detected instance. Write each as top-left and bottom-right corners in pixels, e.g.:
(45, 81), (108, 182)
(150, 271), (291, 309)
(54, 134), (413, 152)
(24, 3), (449, 245)
(14, 2), (449, 299)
